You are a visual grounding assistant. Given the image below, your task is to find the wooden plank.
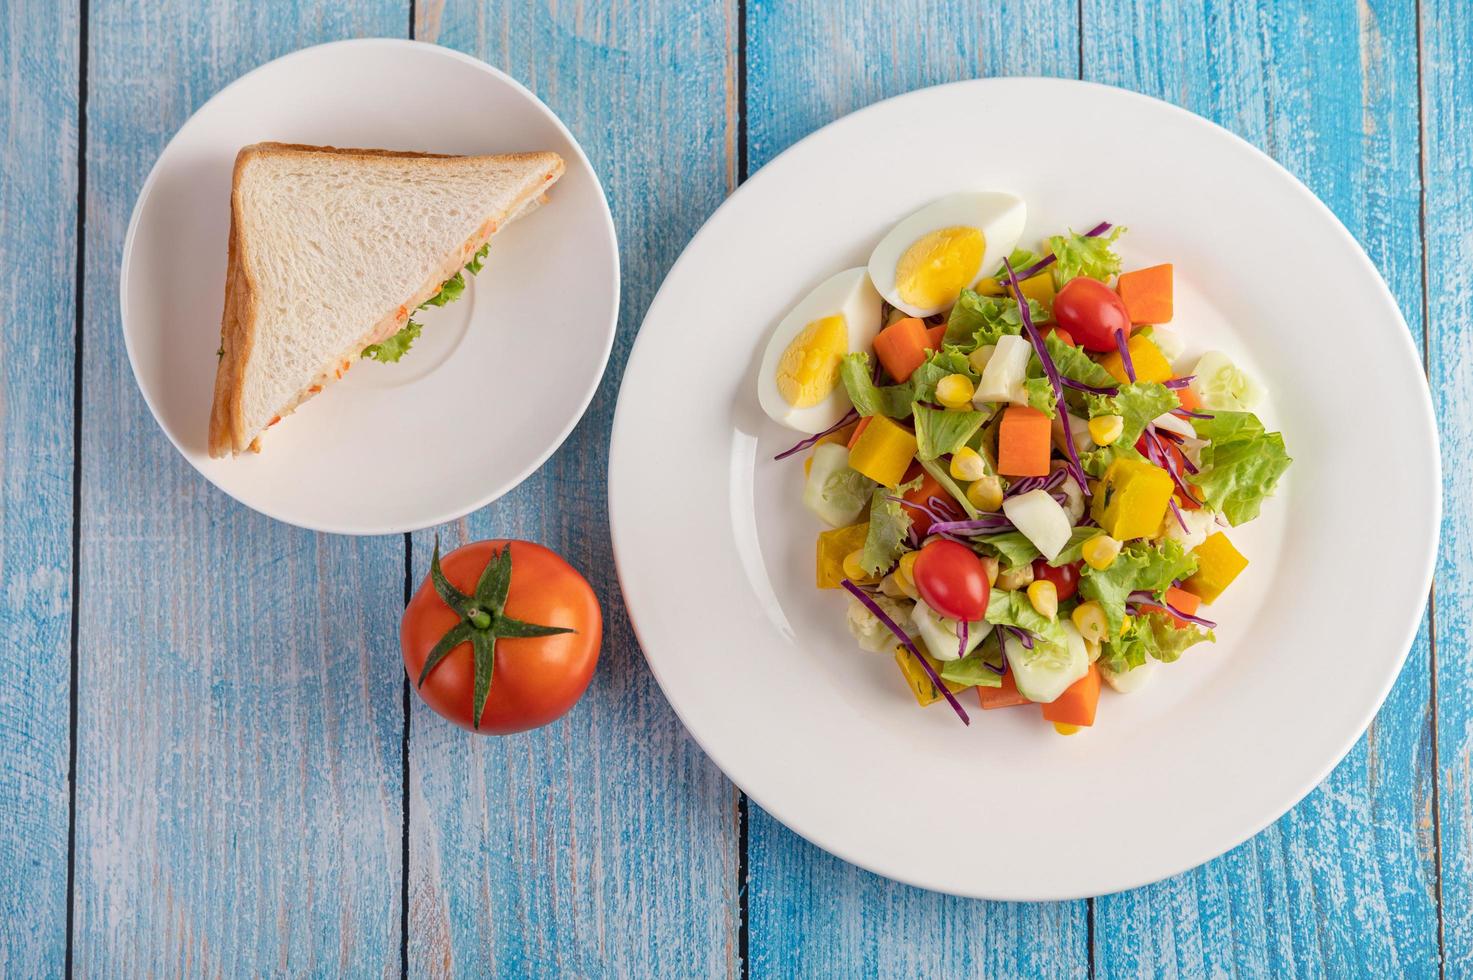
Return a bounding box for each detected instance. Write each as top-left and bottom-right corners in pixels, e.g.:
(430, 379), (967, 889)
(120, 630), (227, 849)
(1424, 0), (1473, 973)
(1083, 1), (1438, 975)
(742, 4), (1090, 977)
(405, 4), (741, 976)
(0, 2), (81, 974)
(73, 3), (409, 974)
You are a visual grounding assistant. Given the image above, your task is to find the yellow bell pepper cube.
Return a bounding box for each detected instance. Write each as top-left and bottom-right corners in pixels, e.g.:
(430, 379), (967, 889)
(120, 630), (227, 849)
(1019, 271), (1055, 313)
(1090, 456), (1174, 540)
(847, 415), (917, 488)
(1099, 333), (1173, 384)
(1184, 532), (1248, 604)
(816, 522), (870, 589)
(893, 645), (967, 707)
(973, 277), (1008, 297)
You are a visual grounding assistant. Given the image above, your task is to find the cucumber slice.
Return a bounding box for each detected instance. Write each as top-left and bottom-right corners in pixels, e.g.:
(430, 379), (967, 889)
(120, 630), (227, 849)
(911, 599), (992, 662)
(1003, 620), (1088, 703)
(803, 442), (875, 527)
(1189, 351), (1265, 412)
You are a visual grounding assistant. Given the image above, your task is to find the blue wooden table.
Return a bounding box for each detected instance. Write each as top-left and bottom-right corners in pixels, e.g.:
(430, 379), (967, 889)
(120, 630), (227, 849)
(1, 0), (1463, 975)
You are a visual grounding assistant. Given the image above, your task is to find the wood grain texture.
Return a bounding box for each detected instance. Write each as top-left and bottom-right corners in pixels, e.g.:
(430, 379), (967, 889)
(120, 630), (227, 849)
(0, 1), (80, 975)
(406, 4), (742, 976)
(1424, 0), (1473, 972)
(742, 4), (1089, 977)
(1083, 1), (1438, 975)
(72, 2), (409, 974)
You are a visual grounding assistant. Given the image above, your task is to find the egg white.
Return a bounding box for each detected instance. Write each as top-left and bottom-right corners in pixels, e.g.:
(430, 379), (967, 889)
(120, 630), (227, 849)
(867, 191), (1028, 319)
(757, 267), (884, 433)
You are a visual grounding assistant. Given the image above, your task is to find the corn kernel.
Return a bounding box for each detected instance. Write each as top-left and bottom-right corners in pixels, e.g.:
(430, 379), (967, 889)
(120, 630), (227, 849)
(1088, 414), (1124, 446)
(895, 551), (920, 598)
(968, 344), (995, 375)
(978, 555), (1000, 588)
(966, 475), (1004, 512)
(950, 446), (988, 482)
(842, 549), (869, 582)
(1071, 601), (1108, 643)
(1027, 580), (1059, 619)
(1081, 534), (1122, 570)
(996, 562), (1034, 591)
(1120, 614), (1134, 636)
(1053, 722), (1081, 736)
(935, 373), (976, 409)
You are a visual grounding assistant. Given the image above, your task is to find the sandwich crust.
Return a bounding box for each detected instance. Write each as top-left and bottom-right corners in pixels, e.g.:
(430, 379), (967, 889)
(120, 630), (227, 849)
(207, 142), (565, 457)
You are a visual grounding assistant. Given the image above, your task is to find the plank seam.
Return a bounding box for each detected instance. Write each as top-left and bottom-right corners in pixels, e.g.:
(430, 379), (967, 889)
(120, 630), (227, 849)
(64, 0), (89, 974)
(736, 1), (749, 976)
(1412, 0), (1445, 974)
(400, 536), (412, 979)
(400, 17), (416, 980)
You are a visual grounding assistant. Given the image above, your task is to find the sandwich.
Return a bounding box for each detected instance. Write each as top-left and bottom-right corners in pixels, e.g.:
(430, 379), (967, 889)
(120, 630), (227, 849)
(208, 142), (564, 457)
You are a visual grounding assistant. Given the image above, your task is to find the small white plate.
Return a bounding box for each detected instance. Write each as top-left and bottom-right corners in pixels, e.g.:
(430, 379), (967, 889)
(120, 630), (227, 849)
(609, 79), (1440, 899)
(122, 39), (619, 535)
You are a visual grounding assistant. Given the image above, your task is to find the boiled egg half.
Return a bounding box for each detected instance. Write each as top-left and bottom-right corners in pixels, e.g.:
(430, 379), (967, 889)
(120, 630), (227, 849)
(867, 191), (1027, 318)
(757, 267), (883, 433)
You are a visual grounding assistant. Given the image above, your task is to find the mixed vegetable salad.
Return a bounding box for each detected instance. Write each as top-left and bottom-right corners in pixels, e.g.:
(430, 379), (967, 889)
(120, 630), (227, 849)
(767, 203), (1291, 733)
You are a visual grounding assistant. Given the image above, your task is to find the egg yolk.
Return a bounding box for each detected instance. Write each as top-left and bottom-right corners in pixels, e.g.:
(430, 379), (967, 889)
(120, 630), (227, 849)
(895, 226), (986, 309)
(776, 314), (847, 407)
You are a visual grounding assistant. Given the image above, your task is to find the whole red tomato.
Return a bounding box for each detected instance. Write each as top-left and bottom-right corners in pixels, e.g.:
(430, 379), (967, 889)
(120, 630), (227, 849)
(402, 539), (602, 734)
(913, 539), (991, 621)
(1053, 277), (1131, 352)
(1031, 558), (1081, 601)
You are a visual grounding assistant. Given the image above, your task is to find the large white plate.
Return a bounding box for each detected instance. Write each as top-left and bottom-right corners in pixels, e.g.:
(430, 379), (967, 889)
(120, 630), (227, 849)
(122, 39), (619, 535)
(609, 79), (1439, 899)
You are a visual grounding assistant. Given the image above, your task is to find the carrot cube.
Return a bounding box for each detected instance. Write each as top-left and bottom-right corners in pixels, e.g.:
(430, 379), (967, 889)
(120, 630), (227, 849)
(1117, 264), (1173, 324)
(873, 317), (930, 382)
(996, 405), (1052, 477)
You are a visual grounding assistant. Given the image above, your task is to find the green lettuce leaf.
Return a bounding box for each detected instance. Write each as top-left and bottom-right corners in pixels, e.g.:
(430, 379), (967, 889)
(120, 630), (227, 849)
(914, 405), (986, 461)
(840, 352), (914, 418)
(1085, 381), (1179, 446)
(1048, 225), (1127, 288)
(1191, 411), (1292, 525)
(464, 241), (491, 275)
(944, 291), (1050, 348)
(1077, 539), (1198, 634)
(1023, 373), (1059, 418)
(859, 486), (915, 575)
(361, 319), (423, 363)
(1101, 611), (1214, 673)
(990, 248), (1042, 280)
(910, 348), (975, 403)
(938, 646), (1004, 688)
(985, 588), (1067, 647)
(1045, 333), (1118, 389)
(421, 270), (466, 308)
(974, 531), (1040, 569)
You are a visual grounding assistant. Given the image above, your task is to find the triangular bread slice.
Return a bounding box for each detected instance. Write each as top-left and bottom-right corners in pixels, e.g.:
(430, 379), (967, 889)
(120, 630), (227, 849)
(208, 142), (564, 457)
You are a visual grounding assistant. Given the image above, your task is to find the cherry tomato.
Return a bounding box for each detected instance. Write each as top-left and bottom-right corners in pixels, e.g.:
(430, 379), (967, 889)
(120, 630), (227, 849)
(913, 539), (990, 621)
(402, 540), (602, 734)
(1031, 558), (1081, 601)
(1053, 277), (1132, 352)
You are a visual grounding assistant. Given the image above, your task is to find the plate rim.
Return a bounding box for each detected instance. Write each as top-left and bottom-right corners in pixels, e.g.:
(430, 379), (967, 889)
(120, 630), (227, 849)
(119, 37), (621, 536)
(608, 75), (1442, 900)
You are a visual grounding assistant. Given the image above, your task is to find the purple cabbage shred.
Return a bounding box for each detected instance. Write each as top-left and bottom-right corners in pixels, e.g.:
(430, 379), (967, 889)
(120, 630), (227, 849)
(841, 579), (970, 725)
